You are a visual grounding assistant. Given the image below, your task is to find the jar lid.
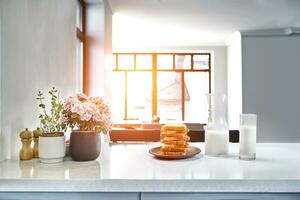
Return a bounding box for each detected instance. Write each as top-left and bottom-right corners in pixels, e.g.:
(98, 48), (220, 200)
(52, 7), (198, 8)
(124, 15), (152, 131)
(33, 128), (42, 138)
(20, 128), (33, 139)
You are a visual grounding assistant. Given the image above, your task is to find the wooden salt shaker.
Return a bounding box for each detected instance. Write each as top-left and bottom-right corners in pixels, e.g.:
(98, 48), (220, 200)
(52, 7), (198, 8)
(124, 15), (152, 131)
(19, 128), (33, 160)
(33, 128), (42, 158)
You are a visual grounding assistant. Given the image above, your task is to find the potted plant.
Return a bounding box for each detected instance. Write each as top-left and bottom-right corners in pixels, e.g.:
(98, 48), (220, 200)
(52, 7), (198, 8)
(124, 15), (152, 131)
(36, 87), (67, 163)
(60, 93), (112, 161)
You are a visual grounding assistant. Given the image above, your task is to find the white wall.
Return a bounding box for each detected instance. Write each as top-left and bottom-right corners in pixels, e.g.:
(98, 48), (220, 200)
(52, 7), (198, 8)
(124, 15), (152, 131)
(0, 0), (2, 160)
(0, 0), (79, 160)
(242, 35), (300, 142)
(226, 32), (242, 130)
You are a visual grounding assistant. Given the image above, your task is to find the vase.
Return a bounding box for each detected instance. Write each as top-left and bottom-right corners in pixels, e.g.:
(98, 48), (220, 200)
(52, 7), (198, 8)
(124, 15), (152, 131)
(205, 93), (229, 155)
(69, 130), (101, 161)
(39, 132), (66, 163)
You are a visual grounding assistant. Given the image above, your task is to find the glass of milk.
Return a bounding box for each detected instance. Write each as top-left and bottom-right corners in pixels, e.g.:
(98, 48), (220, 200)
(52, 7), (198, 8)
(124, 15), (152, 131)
(239, 114), (257, 160)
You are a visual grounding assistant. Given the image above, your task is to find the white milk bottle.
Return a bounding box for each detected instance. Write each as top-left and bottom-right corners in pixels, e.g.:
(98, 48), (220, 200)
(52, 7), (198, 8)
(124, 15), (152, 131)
(205, 94), (229, 156)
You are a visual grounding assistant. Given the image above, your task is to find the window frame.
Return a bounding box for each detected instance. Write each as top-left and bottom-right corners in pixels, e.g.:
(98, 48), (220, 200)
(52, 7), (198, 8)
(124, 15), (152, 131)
(76, 0), (86, 93)
(76, 0), (85, 41)
(113, 52), (211, 121)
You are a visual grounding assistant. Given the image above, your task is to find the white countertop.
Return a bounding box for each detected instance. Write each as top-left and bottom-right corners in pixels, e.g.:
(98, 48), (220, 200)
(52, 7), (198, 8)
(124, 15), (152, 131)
(1, 143), (300, 192)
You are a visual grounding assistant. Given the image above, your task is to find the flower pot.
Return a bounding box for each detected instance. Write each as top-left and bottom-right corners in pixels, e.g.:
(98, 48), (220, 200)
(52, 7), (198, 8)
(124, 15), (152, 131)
(69, 130), (101, 161)
(39, 132), (66, 164)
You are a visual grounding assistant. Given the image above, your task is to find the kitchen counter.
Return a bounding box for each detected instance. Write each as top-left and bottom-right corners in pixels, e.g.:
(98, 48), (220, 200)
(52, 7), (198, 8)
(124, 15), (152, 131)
(0, 143), (300, 193)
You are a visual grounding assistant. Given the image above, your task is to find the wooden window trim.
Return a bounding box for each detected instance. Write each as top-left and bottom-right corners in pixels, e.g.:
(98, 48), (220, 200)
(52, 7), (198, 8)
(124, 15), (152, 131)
(77, 28), (84, 42)
(76, 0), (86, 40)
(76, 0), (87, 93)
(113, 52), (211, 121)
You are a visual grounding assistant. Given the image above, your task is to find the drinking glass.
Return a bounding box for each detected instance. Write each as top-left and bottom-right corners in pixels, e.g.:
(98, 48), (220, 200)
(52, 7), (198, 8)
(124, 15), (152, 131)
(239, 114), (257, 160)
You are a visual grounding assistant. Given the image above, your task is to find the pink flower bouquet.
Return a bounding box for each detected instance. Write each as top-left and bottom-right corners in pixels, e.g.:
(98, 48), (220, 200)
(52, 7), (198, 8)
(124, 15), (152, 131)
(60, 94), (112, 133)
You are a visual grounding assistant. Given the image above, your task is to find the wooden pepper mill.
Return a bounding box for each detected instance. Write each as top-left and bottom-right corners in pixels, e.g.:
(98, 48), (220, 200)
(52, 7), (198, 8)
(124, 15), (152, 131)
(33, 128), (42, 158)
(19, 128), (33, 160)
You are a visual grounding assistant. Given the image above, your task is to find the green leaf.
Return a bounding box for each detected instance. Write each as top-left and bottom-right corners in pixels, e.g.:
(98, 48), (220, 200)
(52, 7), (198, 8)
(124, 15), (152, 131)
(57, 104), (62, 110)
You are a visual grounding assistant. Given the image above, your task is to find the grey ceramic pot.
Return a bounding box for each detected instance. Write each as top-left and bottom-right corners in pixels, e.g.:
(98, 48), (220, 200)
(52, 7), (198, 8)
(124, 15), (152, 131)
(69, 130), (101, 161)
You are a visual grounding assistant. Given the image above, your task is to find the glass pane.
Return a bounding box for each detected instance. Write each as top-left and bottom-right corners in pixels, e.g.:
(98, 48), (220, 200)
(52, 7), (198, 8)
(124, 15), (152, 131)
(157, 72), (182, 121)
(118, 55), (134, 69)
(175, 55), (191, 70)
(157, 55), (173, 69)
(111, 73), (125, 121)
(112, 55), (117, 69)
(127, 72), (152, 120)
(194, 55), (209, 70)
(76, 38), (83, 92)
(184, 72), (209, 123)
(136, 55), (152, 69)
(76, 2), (83, 31)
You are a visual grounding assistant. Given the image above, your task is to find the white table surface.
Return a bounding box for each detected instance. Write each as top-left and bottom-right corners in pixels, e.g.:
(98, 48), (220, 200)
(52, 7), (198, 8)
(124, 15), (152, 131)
(0, 143), (300, 192)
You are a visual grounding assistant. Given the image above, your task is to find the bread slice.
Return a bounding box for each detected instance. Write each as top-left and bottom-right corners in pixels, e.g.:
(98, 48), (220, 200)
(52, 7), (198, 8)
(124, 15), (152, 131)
(161, 146), (187, 152)
(162, 151), (186, 156)
(162, 135), (190, 142)
(162, 140), (188, 146)
(162, 144), (189, 148)
(161, 133), (189, 140)
(162, 130), (188, 135)
(161, 124), (187, 132)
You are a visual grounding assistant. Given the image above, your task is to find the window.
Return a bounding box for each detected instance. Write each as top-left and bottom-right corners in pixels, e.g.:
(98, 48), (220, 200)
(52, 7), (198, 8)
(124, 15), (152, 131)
(112, 53), (211, 123)
(76, 0), (85, 92)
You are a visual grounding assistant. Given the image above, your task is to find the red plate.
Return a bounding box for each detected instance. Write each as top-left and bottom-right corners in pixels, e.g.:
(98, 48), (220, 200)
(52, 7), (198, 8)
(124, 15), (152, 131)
(149, 146), (201, 160)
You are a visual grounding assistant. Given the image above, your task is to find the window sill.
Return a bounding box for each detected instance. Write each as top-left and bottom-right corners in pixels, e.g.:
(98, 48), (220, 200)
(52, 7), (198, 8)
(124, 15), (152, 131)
(113, 121), (206, 129)
(110, 124), (239, 143)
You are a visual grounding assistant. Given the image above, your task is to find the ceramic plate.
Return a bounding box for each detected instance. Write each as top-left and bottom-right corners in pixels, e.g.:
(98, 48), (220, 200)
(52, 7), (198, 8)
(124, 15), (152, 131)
(149, 146), (201, 160)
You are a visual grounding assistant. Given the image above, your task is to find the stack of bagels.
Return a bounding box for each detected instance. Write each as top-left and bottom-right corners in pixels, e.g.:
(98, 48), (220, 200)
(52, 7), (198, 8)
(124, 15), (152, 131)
(160, 124), (190, 156)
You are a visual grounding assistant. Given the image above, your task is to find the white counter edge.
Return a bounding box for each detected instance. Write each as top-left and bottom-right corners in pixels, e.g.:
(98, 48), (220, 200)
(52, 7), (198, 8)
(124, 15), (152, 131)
(1, 179), (300, 193)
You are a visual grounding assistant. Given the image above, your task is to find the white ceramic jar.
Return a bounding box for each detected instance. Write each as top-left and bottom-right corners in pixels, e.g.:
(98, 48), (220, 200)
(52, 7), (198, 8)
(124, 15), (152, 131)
(39, 133), (66, 164)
